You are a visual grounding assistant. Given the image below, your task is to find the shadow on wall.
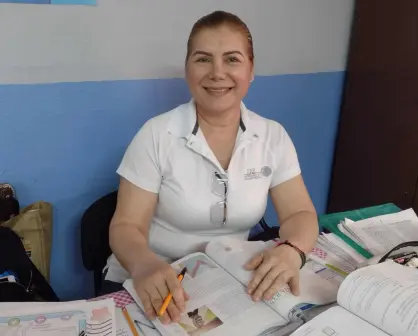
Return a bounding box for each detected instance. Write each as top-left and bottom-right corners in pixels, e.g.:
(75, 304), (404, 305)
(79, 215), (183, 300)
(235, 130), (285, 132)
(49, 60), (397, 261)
(0, 71), (344, 299)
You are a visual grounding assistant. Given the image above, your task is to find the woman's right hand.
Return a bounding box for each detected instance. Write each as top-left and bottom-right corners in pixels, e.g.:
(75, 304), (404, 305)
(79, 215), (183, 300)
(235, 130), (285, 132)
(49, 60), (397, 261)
(132, 254), (189, 324)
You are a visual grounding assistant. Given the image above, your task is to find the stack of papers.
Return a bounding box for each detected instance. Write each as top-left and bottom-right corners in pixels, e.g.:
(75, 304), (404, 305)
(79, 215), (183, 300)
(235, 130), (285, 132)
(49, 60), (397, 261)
(309, 208), (418, 275)
(309, 234), (362, 274)
(0, 299), (116, 335)
(337, 208), (418, 256)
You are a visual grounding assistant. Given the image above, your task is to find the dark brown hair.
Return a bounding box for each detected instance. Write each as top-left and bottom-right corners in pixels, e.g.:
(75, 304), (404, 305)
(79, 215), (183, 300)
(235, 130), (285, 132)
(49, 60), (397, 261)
(186, 10), (254, 62)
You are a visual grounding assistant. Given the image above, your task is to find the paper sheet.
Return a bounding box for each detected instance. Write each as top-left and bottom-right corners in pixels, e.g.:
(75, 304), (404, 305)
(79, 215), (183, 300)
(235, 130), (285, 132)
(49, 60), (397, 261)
(0, 301), (87, 311)
(0, 299), (116, 336)
(0, 0), (96, 5)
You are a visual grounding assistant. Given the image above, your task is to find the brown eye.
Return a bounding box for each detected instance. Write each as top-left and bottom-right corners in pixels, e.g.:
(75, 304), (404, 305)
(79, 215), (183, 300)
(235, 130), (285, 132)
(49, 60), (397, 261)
(196, 57), (210, 63)
(228, 57), (240, 63)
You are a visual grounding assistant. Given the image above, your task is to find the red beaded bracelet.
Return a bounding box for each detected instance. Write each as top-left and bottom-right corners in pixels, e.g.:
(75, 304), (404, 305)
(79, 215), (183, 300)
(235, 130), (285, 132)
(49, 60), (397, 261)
(276, 240), (306, 269)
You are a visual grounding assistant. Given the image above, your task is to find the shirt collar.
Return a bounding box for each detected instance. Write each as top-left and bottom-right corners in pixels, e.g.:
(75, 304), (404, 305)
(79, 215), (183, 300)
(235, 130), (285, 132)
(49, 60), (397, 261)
(167, 99), (253, 138)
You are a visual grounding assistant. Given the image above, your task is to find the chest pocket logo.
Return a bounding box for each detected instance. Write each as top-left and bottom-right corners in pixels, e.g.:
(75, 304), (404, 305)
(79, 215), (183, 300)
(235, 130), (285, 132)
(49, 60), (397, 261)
(244, 166), (272, 180)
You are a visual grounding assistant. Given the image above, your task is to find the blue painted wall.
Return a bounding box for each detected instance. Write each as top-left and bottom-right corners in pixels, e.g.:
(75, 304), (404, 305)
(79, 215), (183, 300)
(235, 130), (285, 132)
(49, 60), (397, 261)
(0, 71), (344, 299)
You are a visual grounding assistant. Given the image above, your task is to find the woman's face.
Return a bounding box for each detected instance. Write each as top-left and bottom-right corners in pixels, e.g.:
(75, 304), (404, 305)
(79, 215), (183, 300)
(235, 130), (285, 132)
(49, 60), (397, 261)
(186, 25), (254, 115)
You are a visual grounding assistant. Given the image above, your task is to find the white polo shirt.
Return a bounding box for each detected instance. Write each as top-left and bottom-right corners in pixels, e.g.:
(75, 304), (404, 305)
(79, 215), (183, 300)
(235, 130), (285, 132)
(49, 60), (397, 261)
(104, 100), (301, 282)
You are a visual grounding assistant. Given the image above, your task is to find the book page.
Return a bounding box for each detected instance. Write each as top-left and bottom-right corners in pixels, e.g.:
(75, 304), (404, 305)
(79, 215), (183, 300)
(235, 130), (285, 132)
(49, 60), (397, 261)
(123, 253), (288, 336)
(289, 306), (388, 336)
(0, 299), (116, 336)
(204, 237), (343, 321)
(337, 261), (418, 336)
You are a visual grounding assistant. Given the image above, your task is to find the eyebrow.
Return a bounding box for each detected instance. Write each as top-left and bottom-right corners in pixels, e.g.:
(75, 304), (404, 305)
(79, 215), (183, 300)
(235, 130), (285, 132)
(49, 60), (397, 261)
(192, 50), (244, 57)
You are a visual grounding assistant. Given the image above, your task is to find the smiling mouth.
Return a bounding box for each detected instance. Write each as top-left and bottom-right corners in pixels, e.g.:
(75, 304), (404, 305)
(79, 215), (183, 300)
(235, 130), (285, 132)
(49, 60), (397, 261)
(204, 87), (233, 93)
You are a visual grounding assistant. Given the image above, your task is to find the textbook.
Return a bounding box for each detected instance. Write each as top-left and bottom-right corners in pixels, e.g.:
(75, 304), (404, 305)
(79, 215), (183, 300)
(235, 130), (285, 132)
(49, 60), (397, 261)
(290, 260), (418, 336)
(123, 237), (345, 336)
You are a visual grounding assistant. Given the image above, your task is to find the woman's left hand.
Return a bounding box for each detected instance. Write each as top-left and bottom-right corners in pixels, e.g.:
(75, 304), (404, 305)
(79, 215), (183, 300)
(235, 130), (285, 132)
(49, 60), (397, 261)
(244, 244), (302, 302)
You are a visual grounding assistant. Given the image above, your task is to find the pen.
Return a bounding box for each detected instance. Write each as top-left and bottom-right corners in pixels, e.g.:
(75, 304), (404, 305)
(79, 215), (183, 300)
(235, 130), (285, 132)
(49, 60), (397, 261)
(122, 306), (140, 336)
(158, 267), (187, 317)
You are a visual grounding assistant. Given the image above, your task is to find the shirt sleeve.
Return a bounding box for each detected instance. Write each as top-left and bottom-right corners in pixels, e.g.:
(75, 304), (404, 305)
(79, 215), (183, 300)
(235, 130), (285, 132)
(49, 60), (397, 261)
(116, 120), (162, 193)
(270, 123), (302, 189)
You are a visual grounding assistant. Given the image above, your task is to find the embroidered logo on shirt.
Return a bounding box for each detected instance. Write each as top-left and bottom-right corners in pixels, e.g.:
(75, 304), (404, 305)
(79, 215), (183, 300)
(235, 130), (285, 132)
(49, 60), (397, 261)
(244, 166), (272, 180)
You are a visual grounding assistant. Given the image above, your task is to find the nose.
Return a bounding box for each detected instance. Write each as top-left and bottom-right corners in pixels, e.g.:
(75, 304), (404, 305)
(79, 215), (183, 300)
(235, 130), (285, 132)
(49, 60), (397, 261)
(209, 59), (226, 81)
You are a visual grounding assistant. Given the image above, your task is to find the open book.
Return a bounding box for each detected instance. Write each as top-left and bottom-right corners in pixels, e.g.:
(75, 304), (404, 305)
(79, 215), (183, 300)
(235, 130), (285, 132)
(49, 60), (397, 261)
(123, 237), (345, 336)
(290, 260), (418, 336)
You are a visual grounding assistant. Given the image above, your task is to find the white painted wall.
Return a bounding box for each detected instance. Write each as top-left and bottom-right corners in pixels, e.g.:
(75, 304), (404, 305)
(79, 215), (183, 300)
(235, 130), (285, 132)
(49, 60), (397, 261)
(0, 0), (354, 84)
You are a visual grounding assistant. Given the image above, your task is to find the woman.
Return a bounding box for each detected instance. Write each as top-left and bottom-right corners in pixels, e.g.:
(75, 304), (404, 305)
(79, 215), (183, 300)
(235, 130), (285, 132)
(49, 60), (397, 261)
(107, 10), (319, 325)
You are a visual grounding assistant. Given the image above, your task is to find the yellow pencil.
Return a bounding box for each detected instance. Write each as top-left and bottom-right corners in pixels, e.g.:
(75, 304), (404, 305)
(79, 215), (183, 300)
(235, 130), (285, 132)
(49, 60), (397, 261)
(122, 306), (140, 336)
(158, 267), (187, 317)
(325, 263), (348, 277)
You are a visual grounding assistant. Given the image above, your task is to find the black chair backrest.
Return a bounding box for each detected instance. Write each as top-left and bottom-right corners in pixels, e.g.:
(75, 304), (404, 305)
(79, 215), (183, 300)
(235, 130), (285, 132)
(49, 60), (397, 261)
(80, 191), (117, 295)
